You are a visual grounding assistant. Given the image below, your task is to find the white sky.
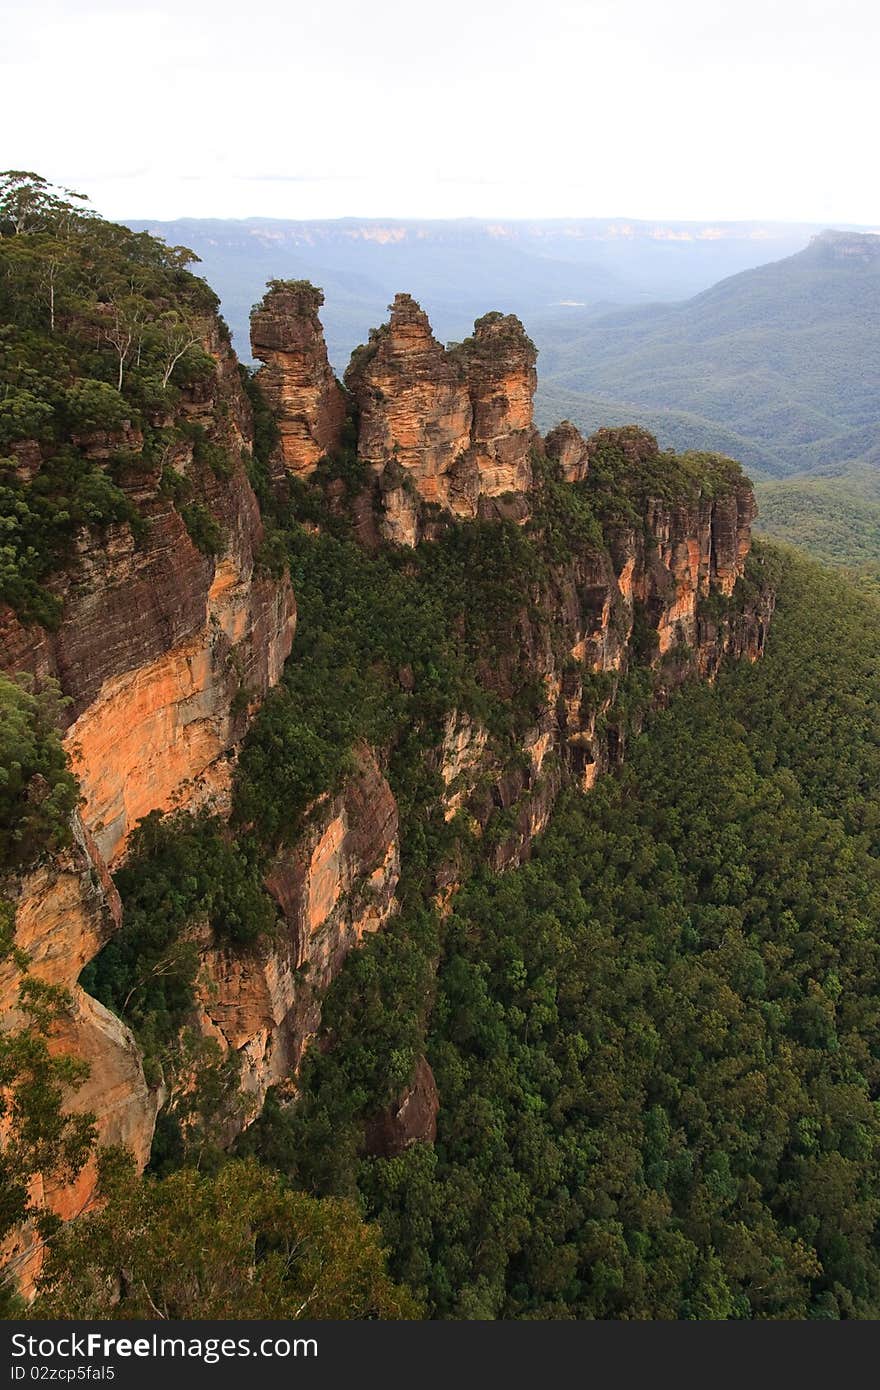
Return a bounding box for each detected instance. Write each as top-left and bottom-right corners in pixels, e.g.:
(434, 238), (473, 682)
(3, 0), (879, 223)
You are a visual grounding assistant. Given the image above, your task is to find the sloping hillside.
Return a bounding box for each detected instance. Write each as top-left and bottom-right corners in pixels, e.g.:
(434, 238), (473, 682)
(539, 231), (880, 478)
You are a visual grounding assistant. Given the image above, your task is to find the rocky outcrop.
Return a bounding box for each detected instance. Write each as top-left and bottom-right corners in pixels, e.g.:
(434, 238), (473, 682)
(344, 295), (540, 543)
(457, 311), (539, 502)
(364, 1055), (439, 1158)
(194, 745), (400, 1119)
(544, 420), (591, 483)
(426, 432), (772, 872)
(250, 281), (346, 477)
(0, 815), (156, 1289)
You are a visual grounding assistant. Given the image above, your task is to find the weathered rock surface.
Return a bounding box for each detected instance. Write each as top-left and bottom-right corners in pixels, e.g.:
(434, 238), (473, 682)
(457, 310), (540, 500)
(544, 420), (591, 482)
(194, 745), (400, 1120)
(250, 281), (346, 477)
(1, 323), (296, 867)
(0, 815), (157, 1289)
(364, 1055), (439, 1158)
(1, 311), (294, 1257)
(427, 431), (772, 872)
(344, 295), (540, 542)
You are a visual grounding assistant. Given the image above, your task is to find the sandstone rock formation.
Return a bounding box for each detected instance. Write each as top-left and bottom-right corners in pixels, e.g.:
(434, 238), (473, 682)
(250, 281), (346, 477)
(1, 262), (775, 1273)
(424, 430), (772, 871)
(1, 309), (295, 1254)
(364, 1055), (439, 1158)
(458, 310), (539, 500)
(195, 745), (400, 1120)
(344, 294), (540, 542)
(544, 420), (591, 482)
(0, 815), (156, 1290)
(1, 319), (296, 867)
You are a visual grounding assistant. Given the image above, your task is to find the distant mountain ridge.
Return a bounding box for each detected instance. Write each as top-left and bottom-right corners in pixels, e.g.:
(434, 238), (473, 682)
(125, 215), (829, 369)
(538, 230), (880, 478)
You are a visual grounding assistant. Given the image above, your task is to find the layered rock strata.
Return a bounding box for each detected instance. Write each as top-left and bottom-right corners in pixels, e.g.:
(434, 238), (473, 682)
(1, 312), (295, 1247)
(250, 281), (346, 477)
(429, 451), (771, 874)
(342, 295), (540, 543)
(194, 745), (400, 1121)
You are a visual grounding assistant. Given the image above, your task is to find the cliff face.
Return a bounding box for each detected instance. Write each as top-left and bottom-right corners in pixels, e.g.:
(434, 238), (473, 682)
(429, 443), (771, 876)
(1, 312), (295, 1246)
(182, 426), (771, 1138)
(1, 320), (296, 866)
(195, 745), (399, 1120)
(341, 295), (540, 543)
(0, 815), (156, 1290)
(250, 282), (346, 477)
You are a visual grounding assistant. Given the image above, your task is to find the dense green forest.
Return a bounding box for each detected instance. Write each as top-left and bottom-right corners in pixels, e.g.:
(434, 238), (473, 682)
(241, 548), (880, 1318)
(754, 467), (880, 597)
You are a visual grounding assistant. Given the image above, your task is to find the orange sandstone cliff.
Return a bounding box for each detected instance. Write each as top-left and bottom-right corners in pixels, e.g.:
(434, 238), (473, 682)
(343, 295), (540, 543)
(184, 306), (771, 1132)
(0, 311), (295, 1255)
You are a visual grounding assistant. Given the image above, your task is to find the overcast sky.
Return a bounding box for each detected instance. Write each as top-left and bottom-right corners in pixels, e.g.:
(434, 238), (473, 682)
(3, 0), (879, 224)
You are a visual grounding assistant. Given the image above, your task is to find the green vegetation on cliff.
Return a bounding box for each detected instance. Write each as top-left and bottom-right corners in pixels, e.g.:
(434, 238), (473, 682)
(0, 172), (221, 625)
(29, 1152), (420, 1320)
(247, 548), (880, 1319)
(0, 673), (76, 872)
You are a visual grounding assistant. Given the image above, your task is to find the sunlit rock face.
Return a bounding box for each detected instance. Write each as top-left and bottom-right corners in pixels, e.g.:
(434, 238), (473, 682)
(250, 281), (346, 477)
(0, 816), (157, 1293)
(194, 745), (400, 1121)
(417, 429), (770, 870)
(1, 317), (296, 867)
(544, 420), (591, 483)
(344, 295), (540, 542)
(0, 308), (294, 1262)
(456, 310), (540, 502)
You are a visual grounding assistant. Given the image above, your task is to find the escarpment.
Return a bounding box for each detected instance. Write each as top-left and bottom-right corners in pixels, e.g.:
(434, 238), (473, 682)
(184, 335), (772, 1145)
(428, 439), (770, 875)
(1, 234), (774, 1273)
(0, 813), (156, 1289)
(1, 315), (296, 866)
(0, 256), (295, 1267)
